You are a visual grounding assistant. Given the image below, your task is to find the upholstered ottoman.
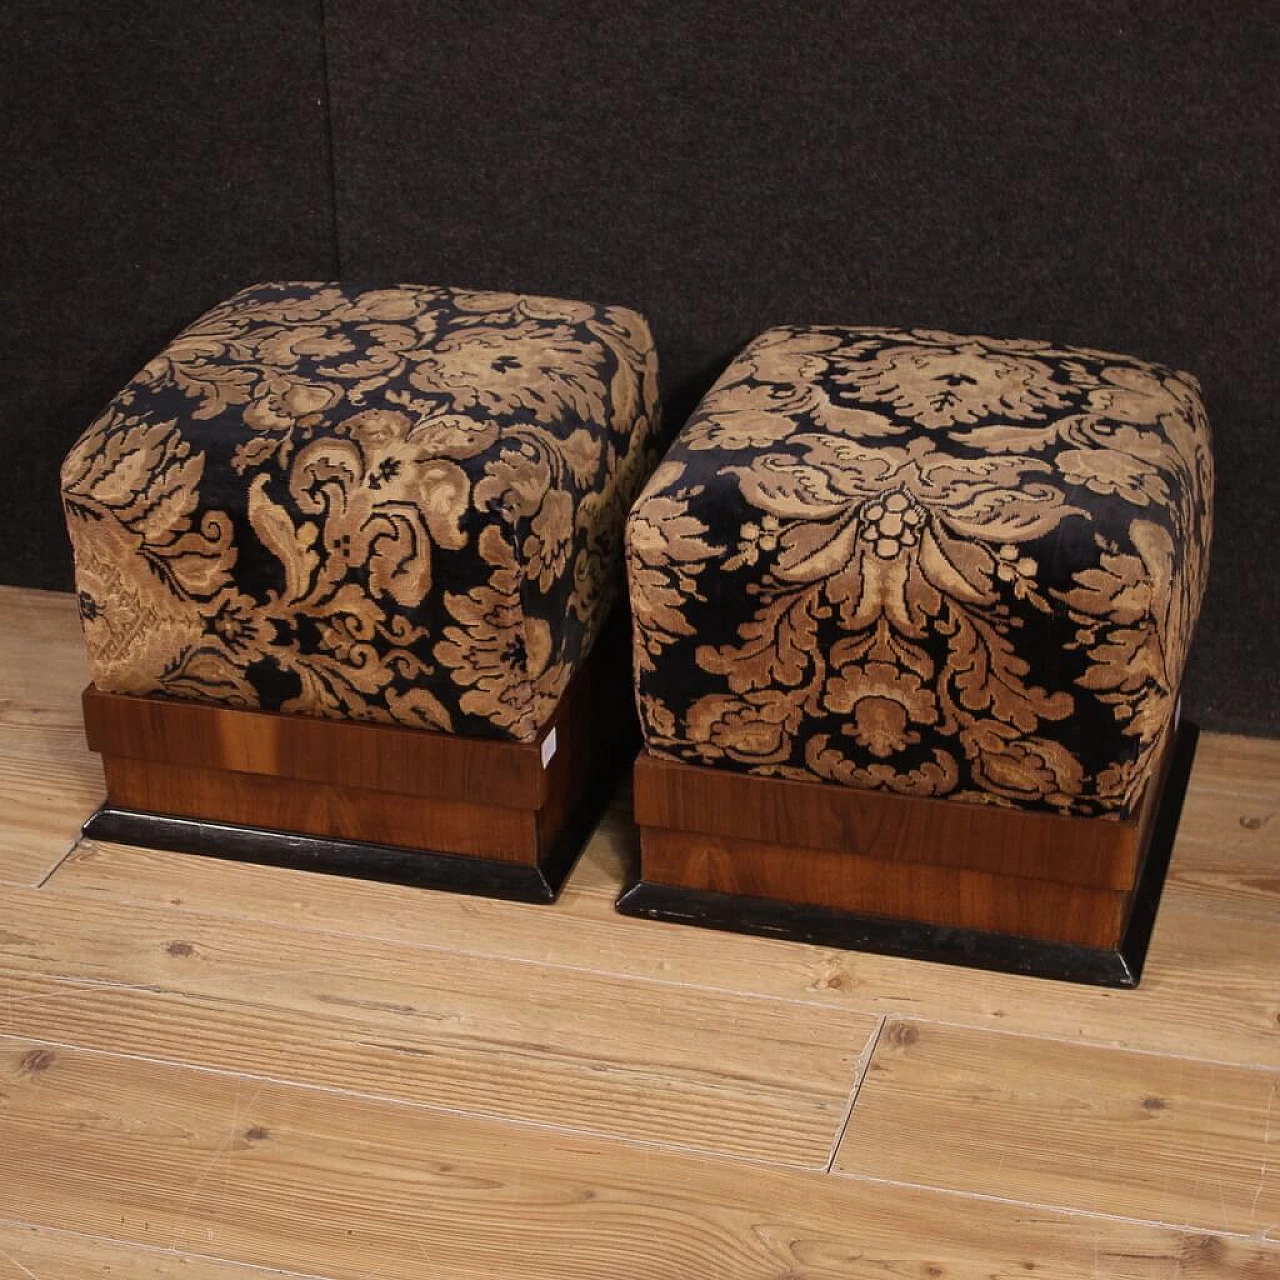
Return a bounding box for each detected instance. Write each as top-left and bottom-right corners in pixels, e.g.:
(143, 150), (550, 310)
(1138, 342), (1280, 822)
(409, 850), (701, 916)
(63, 281), (659, 899)
(621, 325), (1212, 983)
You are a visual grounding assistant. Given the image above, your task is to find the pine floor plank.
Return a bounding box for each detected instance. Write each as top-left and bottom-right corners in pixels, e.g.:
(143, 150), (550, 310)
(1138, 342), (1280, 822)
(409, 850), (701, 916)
(1166, 835), (1280, 922)
(0, 883), (872, 1167)
(1191, 733), (1280, 799)
(52, 835), (1280, 1071)
(835, 1018), (1280, 1236)
(0, 1221), (331, 1280)
(1163, 766), (1280, 920)
(0, 587), (102, 886)
(1174, 786), (1280, 856)
(3, 1039), (1277, 1280)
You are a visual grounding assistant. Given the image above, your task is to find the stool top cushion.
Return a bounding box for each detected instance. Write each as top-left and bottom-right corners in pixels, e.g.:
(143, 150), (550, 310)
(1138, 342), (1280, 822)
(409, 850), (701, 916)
(627, 325), (1213, 817)
(63, 282), (659, 741)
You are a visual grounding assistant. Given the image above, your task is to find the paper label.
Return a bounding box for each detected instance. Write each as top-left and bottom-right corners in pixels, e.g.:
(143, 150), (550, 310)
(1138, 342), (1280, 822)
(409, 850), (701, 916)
(540, 727), (558, 769)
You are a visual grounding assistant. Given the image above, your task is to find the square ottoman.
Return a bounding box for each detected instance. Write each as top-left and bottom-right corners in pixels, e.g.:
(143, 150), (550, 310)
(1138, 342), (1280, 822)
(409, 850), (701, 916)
(63, 281), (659, 899)
(620, 325), (1212, 983)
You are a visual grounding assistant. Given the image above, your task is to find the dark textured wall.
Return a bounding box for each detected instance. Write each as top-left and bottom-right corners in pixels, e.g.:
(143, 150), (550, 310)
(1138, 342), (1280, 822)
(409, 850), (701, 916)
(2, 2), (1277, 733)
(0, 1), (336, 585)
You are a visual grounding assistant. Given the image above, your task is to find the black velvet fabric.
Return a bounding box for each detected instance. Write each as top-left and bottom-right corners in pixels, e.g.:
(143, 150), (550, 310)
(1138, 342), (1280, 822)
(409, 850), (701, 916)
(61, 282), (659, 741)
(627, 326), (1213, 817)
(2, 2), (1277, 734)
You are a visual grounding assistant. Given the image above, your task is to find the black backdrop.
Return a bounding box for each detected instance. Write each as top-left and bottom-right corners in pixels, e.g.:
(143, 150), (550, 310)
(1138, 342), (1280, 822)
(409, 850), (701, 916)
(3, 1), (1277, 734)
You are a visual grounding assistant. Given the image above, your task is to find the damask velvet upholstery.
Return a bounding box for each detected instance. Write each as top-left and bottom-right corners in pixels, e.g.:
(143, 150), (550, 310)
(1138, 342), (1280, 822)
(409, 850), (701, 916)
(627, 326), (1213, 818)
(63, 282), (660, 742)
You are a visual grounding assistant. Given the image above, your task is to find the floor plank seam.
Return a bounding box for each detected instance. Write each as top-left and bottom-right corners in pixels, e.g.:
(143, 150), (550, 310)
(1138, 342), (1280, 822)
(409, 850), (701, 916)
(33, 833), (92, 890)
(0, 1032), (835, 1174)
(0, 1244), (40, 1280)
(820, 1169), (1280, 1245)
(823, 1015), (886, 1174)
(0, 1217), (339, 1280)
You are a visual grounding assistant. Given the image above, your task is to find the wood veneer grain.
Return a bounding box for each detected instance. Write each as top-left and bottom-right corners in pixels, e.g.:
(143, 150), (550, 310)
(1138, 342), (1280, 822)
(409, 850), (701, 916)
(640, 826), (1130, 947)
(634, 752), (1146, 888)
(100, 756), (540, 863)
(83, 685), (548, 807)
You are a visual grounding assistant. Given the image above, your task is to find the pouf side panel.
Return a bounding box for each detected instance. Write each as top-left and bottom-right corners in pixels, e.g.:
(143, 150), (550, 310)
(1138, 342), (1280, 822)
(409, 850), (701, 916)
(626, 325), (1213, 819)
(62, 282), (658, 745)
(61, 282), (526, 735)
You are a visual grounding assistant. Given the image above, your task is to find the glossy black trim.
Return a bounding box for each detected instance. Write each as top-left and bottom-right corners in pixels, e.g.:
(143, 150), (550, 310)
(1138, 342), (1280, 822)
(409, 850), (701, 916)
(616, 723), (1198, 988)
(81, 808), (564, 902)
(80, 732), (633, 904)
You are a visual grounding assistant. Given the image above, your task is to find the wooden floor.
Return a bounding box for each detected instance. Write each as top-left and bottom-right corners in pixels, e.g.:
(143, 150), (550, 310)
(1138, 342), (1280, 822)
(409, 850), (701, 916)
(1, 584), (1277, 1279)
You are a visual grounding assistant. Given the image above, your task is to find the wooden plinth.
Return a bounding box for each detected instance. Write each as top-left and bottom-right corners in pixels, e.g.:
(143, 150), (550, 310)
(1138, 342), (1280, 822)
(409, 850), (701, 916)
(617, 723), (1198, 986)
(80, 619), (636, 902)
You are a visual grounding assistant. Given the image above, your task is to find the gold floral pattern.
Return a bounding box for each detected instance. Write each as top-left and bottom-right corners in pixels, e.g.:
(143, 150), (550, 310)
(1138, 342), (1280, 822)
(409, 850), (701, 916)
(63, 282), (660, 741)
(626, 326), (1213, 817)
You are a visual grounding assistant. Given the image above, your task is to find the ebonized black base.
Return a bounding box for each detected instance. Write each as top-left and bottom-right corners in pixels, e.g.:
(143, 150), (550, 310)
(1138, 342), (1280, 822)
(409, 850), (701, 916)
(616, 722), (1198, 987)
(81, 736), (631, 905)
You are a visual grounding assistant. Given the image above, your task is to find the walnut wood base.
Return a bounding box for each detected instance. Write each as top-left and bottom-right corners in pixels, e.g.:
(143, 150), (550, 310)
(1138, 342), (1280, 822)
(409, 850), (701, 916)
(617, 723), (1198, 987)
(79, 619), (636, 902)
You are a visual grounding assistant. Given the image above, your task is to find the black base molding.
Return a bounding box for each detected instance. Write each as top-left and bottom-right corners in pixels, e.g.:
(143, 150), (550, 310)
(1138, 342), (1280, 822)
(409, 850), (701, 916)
(616, 722), (1198, 988)
(80, 740), (629, 905)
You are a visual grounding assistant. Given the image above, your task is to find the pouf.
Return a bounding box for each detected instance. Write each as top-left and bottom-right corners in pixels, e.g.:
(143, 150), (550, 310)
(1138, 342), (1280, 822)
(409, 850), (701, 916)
(620, 325), (1212, 983)
(63, 281), (660, 898)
